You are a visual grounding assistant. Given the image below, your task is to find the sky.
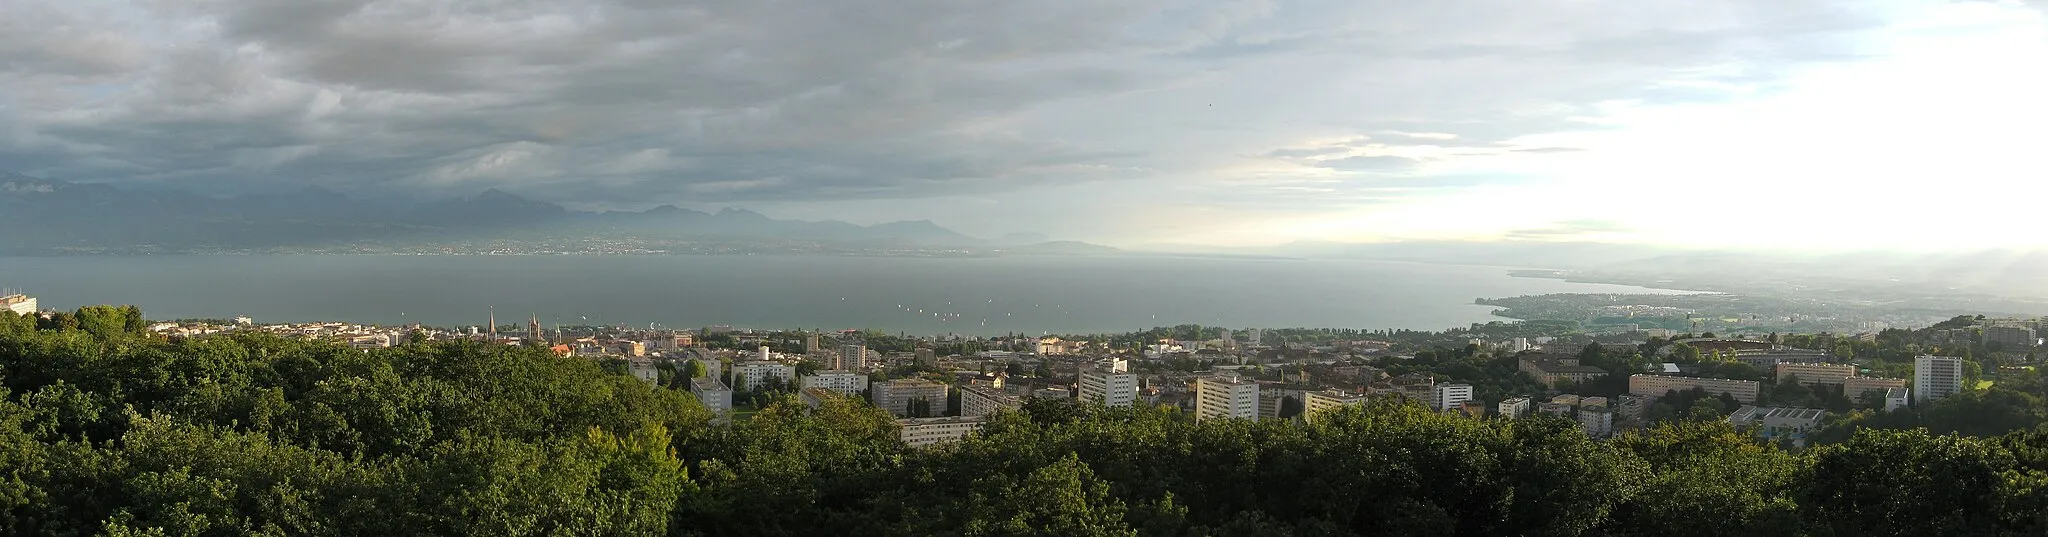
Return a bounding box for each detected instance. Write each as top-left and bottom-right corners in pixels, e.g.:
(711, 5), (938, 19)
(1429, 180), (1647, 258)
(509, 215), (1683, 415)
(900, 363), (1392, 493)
(3, 0), (2046, 249)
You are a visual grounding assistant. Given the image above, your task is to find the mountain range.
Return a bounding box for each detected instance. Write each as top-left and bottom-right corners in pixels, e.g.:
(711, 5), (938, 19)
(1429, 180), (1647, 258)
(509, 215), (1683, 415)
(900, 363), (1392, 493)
(0, 171), (1092, 254)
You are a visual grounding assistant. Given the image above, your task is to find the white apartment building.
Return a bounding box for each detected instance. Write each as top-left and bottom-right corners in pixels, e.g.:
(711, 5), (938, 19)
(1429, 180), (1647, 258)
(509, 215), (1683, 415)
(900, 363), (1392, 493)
(1432, 383), (1475, 412)
(1883, 387), (1910, 412)
(730, 360), (796, 392)
(1194, 376), (1261, 422)
(1078, 371), (1138, 408)
(959, 384), (1023, 417)
(898, 416), (986, 448)
(1577, 406), (1613, 438)
(1914, 355), (1964, 403)
(802, 370), (870, 397)
(1497, 396), (1532, 418)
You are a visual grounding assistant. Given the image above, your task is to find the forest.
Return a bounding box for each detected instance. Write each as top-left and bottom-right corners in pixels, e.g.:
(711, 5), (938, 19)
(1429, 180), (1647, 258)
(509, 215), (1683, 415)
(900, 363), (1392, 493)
(2, 308), (2046, 536)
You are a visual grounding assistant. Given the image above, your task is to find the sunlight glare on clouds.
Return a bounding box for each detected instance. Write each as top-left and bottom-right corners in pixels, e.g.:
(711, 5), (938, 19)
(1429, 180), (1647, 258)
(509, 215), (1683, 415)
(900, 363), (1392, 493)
(1431, 0), (2048, 250)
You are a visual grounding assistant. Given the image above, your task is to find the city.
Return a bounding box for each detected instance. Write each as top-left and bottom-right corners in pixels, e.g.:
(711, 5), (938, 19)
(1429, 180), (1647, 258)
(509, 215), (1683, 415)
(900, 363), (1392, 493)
(21, 287), (2030, 451)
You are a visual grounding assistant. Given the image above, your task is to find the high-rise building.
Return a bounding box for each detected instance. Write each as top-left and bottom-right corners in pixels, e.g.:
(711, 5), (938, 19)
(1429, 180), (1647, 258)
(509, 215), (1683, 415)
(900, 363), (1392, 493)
(1078, 371), (1138, 407)
(1432, 383), (1475, 412)
(1247, 329), (1262, 346)
(1219, 328), (1232, 347)
(837, 344), (868, 371)
(915, 348), (937, 368)
(805, 333), (823, 354)
(802, 370), (869, 397)
(872, 378), (948, 418)
(1914, 355), (1964, 403)
(1194, 376), (1260, 422)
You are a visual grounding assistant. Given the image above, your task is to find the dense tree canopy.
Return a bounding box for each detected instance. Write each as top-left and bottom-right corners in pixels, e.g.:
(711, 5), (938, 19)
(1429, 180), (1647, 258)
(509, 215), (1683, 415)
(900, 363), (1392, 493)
(2, 307), (2045, 536)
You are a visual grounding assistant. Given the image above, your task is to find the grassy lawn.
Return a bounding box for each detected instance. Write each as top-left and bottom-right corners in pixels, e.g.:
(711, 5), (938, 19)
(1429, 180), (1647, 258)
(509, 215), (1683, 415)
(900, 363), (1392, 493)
(1976, 380), (1996, 390)
(729, 409), (758, 423)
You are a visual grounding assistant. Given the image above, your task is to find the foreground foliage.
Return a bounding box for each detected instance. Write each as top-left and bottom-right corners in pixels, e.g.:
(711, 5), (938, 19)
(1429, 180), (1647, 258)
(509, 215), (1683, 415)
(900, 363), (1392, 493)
(1, 310), (2045, 536)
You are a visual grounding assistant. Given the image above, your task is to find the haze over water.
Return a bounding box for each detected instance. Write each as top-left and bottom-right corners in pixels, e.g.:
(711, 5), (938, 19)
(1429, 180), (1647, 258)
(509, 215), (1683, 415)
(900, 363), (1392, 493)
(1, 255), (1691, 335)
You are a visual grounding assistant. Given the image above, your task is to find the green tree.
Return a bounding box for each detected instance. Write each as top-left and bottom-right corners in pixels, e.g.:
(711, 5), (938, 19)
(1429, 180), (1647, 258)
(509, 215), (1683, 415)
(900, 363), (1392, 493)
(962, 454), (1137, 537)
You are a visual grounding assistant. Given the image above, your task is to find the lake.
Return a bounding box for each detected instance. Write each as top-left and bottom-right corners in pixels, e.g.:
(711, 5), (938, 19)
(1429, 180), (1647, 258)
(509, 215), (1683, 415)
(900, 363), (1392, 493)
(0, 255), (1692, 335)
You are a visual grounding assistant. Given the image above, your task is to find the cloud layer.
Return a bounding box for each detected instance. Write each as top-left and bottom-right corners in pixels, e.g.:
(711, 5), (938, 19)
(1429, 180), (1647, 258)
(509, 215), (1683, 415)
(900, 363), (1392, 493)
(3, 0), (2043, 244)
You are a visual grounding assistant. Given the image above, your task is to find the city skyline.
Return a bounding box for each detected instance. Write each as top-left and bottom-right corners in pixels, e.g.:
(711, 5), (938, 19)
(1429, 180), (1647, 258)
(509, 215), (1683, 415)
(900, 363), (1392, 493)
(4, 1), (2046, 249)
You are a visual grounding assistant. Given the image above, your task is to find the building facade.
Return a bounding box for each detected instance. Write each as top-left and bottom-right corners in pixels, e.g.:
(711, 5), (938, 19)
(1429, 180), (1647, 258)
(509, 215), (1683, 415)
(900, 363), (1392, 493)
(1914, 355), (1964, 403)
(897, 416), (986, 448)
(959, 384), (1023, 417)
(1, 294), (35, 315)
(1628, 374), (1762, 404)
(1432, 383), (1475, 412)
(872, 378), (949, 418)
(1577, 406), (1613, 438)
(1775, 363), (1857, 386)
(1194, 376), (1261, 422)
(730, 361), (796, 392)
(1842, 376), (1908, 397)
(1984, 325), (2037, 348)
(802, 371), (870, 397)
(836, 344), (868, 371)
(1882, 387), (1910, 412)
(1303, 390), (1369, 422)
(1078, 371), (1138, 408)
(1518, 354), (1609, 388)
(690, 377), (733, 415)
(1497, 396), (1531, 418)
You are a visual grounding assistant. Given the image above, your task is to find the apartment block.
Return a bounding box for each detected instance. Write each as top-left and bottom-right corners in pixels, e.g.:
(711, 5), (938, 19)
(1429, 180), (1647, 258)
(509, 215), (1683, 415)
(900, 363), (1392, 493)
(731, 361), (796, 392)
(1194, 376), (1261, 422)
(802, 370), (870, 397)
(1914, 355), (1964, 403)
(1775, 363), (1856, 386)
(872, 378), (949, 418)
(959, 384), (1023, 417)
(1432, 383), (1475, 412)
(1497, 396), (1531, 419)
(1842, 376), (1907, 397)
(1628, 374), (1761, 404)
(1303, 390), (1370, 423)
(1077, 371), (1138, 408)
(898, 416), (986, 448)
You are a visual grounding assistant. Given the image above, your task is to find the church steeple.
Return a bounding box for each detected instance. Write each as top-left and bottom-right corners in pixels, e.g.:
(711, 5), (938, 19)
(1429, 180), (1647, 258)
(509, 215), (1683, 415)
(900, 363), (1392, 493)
(488, 307), (496, 338)
(529, 313), (543, 344)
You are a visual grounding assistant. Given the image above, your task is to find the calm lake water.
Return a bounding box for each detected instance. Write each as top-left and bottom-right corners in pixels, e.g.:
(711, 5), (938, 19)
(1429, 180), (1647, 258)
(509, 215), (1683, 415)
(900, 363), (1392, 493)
(0, 255), (1689, 335)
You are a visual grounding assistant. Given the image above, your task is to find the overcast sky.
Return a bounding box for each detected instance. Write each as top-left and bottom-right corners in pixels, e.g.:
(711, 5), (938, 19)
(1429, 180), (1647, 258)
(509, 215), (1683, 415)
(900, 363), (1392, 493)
(4, 0), (2045, 248)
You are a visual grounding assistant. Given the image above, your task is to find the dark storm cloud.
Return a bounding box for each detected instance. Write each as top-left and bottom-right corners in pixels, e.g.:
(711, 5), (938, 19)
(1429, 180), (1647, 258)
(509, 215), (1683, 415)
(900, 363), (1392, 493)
(0, 0), (1914, 208)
